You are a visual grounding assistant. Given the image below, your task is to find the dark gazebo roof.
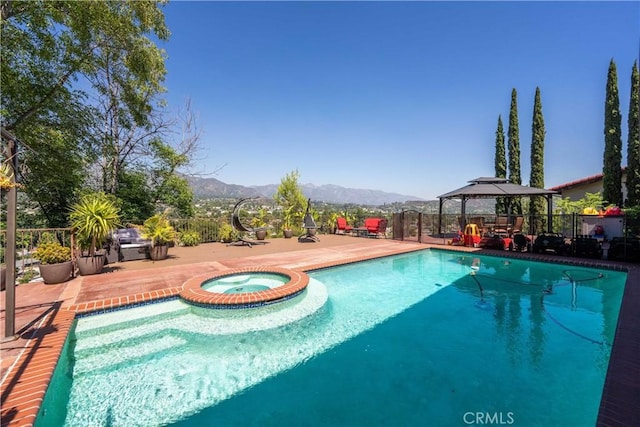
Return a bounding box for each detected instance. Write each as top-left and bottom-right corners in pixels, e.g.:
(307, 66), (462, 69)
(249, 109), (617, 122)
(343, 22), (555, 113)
(437, 177), (557, 235)
(438, 177), (557, 199)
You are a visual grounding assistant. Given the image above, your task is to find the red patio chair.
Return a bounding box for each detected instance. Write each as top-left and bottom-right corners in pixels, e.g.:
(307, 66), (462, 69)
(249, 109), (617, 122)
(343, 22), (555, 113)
(336, 217), (353, 234)
(364, 218), (388, 238)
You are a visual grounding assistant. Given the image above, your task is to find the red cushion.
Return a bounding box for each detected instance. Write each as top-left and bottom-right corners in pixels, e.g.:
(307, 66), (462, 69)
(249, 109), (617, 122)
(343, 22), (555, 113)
(337, 217), (352, 230)
(364, 218), (381, 232)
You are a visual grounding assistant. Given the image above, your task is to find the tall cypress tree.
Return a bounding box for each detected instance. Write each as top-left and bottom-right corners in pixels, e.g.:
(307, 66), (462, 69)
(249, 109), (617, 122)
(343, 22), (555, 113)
(508, 88), (522, 214)
(603, 59), (623, 207)
(529, 87), (546, 232)
(494, 115), (507, 214)
(626, 60), (640, 207)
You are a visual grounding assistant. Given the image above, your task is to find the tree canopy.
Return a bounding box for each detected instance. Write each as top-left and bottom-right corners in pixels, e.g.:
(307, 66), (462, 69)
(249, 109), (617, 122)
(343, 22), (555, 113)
(602, 59), (623, 207)
(529, 87), (546, 230)
(626, 60), (640, 207)
(1, 1), (200, 226)
(273, 170), (307, 232)
(507, 88), (522, 214)
(494, 115), (507, 214)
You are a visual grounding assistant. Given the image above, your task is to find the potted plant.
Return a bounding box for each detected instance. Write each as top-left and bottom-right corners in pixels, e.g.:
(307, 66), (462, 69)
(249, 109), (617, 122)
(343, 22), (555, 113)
(139, 211), (176, 260)
(33, 242), (73, 284)
(69, 192), (120, 275)
(282, 206), (294, 238)
(251, 208), (269, 240)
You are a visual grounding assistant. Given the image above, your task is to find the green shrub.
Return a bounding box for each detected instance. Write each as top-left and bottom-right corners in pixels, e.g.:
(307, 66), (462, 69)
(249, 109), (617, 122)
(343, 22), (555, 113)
(33, 242), (72, 265)
(19, 268), (39, 284)
(218, 223), (238, 243)
(179, 230), (201, 247)
(140, 211), (176, 247)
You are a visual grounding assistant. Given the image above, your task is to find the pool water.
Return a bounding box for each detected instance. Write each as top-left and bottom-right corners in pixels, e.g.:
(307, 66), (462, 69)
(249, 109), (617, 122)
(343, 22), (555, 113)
(224, 284), (270, 293)
(37, 250), (626, 426)
(202, 272), (288, 294)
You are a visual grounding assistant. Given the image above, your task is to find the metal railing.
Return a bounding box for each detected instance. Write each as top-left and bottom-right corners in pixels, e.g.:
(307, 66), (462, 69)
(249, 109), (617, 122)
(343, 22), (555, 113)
(169, 218), (220, 243)
(391, 211), (639, 261)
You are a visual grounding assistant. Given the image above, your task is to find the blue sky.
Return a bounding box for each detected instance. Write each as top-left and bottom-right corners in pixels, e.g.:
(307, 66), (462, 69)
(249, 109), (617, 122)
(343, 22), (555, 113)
(160, 1), (640, 200)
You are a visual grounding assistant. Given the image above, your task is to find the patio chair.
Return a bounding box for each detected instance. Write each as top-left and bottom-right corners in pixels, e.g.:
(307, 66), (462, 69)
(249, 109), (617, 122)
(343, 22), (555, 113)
(364, 217), (388, 238)
(493, 216), (510, 234)
(511, 216), (524, 234)
(336, 217), (353, 234)
(299, 199), (320, 243)
(228, 197), (269, 248)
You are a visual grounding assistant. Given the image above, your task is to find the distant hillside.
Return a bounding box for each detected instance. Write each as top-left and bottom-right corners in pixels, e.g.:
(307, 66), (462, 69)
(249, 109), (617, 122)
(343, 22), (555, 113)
(187, 176), (424, 206)
(187, 176), (262, 199)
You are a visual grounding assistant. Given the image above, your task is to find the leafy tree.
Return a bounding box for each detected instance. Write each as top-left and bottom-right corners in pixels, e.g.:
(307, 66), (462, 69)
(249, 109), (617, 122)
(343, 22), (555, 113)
(1, 0), (169, 131)
(603, 59), (623, 207)
(19, 127), (86, 227)
(115, 169), (156, 224)
(1, 0), (170, 225)
(529, 87), (546, 231)
(273, 170), (307, 233)
(626, 60), (640, 207)
(148, 139), (195, 218)
(508, 88), (522, 214)
(86, 44), (200, 200)
(494, 115), (507, 214)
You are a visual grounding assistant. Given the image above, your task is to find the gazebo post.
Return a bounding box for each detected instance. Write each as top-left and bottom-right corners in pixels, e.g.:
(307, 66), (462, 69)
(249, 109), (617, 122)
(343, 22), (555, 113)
(460, 196), (467, 230)
(547, 194), (553, 233)
(438, 199), (443, 236)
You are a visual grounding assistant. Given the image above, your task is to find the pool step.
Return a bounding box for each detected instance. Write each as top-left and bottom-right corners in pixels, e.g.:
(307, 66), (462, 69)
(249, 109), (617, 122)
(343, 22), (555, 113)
(74, 299), (187, 337)
(73, 331), (187, 376)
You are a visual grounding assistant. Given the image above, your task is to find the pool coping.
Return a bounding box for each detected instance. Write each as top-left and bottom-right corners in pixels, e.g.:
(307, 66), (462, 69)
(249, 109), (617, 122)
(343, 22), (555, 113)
(180, 267), (309, 308)
(0, 244), (637, 426)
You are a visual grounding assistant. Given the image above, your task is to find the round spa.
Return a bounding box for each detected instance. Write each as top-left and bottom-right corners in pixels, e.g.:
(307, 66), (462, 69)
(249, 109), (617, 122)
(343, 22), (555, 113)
(204, 273), (288, 294)
(179, 267), (311, 309)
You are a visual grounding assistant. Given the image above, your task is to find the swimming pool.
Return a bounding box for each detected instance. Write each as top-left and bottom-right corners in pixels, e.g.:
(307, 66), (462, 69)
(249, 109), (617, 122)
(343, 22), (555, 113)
(36, 249), (626, 426)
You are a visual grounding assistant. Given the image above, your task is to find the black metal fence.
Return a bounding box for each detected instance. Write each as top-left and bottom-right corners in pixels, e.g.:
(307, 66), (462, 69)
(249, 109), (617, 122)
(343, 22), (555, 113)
(392, 211), (640, 261)
(169, 218), (220, 243)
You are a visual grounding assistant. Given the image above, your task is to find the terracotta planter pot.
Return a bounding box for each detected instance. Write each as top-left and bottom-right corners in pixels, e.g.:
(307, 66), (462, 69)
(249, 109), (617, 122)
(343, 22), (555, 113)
(255, 230), (267, 240)
(39, 261), (73, 284)
(149, 245), (169, 260)
(77, 254), (105, 276)
(283, 229), (293, 239)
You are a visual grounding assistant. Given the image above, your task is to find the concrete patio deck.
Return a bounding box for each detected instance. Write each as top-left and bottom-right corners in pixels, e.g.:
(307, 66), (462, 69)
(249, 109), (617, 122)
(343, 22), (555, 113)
(1, 234), (638, 426)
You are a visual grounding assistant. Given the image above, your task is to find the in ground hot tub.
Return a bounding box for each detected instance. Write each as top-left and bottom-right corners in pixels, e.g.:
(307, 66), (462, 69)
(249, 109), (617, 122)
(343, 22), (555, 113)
(179, 267), (311, 309)
(203, 272), (288, 295)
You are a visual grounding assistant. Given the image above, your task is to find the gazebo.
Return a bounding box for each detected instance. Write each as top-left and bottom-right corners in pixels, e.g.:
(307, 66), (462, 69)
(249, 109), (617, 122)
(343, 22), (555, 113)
(437, 177), (558, 235)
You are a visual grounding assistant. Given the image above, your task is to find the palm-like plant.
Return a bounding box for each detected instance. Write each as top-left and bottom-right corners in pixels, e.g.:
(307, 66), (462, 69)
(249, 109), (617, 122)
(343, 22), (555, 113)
(69, 192), (120, 257)
(140, 211), (176, 247)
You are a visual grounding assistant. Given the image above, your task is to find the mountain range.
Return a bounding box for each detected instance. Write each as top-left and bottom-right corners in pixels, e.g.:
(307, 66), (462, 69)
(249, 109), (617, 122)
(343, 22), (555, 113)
(186, 176), (425, 205)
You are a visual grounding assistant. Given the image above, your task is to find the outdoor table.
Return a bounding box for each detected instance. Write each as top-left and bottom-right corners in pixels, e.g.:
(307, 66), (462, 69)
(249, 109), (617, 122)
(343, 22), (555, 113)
(353, 227), (369, 237)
